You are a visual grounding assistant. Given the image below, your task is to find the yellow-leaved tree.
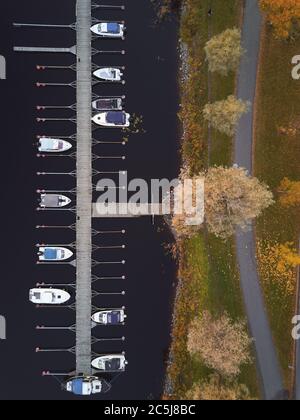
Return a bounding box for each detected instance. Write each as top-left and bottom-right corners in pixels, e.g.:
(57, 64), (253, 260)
(171, 166), (274, 239)
(257, 241), (300, 294)
(278, 177), (300, 207)
(260, 0), (300, 39)
(203, 95), (250, 137)
(280, 243), (300, 266)
(204, 28), (245, 76)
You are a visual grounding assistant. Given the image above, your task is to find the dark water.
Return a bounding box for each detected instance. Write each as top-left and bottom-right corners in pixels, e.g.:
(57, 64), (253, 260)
(0, 1), (179, 400)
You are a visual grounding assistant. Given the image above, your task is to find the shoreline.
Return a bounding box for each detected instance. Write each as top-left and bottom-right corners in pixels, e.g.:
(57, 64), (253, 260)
(162, 0), (260, 400)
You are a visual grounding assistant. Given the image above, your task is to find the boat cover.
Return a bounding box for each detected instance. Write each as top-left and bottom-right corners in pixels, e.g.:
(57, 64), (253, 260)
(107, 311), (121, 324)
(71, 379), (84, 395)
(106, 112), (125, 125)
(44, 248), (58, 260)
(105, 358), (121, 371)
(95, 99), (117, 110)
(40, 138), (55, 150)
(107, 23), (120, 33)
(42, 195), (60, 207)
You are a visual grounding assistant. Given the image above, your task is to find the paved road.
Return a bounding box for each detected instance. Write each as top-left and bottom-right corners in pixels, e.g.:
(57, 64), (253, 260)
(234, 0), (284, 400)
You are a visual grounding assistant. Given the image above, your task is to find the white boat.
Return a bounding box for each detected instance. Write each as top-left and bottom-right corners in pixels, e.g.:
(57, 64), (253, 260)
(92, 111), (130, 128)
(92, 97), (123, 111)
(40, 194), (71, 208)
(92, 309), (126, 325)
(91, 355), (127, 372)
(91, 22), (125, 38)
(65, 376), (111, 396)
(93, 68), (123, 82)
(29, 288), (71, 305)
(38, 247), (73, 261)
(38, 138), (72, 153)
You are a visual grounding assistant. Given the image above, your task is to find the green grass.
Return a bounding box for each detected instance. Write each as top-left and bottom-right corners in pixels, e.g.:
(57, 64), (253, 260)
(168, 234), (259, 398)
(167, 0), (260, 399)
(209, 1), (241, 166)
(254, 25), (300, 387)
(179, 0), (240, 173)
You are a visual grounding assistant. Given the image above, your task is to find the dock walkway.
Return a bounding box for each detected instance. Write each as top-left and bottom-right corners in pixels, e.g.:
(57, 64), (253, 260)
(75, 0), (92, 375)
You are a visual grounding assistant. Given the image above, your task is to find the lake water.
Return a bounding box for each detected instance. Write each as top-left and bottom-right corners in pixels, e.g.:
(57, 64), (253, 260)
(0, 0), (179, 400)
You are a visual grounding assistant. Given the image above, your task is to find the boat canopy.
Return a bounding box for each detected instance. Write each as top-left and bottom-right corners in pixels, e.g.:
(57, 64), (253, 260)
(71, 378), (88, 396)
(107, 23), (120, 33)
(96, 99), (118, 109)
(44, 248), (58, 260)
(108, 311), (121, 324)
(42, 195), (60, 207)
(106, 112), (126, 125)
(40, 138), (57, 148)
(105, 358), (121, 371)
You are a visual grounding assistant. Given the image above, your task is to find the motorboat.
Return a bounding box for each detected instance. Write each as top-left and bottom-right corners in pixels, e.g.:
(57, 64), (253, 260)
(93, 68), (123, 82)
(91, 355), (127, 372)
(92, 97), (123, 111)
(92, 111), (130, 128)
(92, 309), (127, 325)
(38, 137), (72, 153)
(64, 376), (111, 396)
(38, 247), (73, 261)
(91, 22), (125, 38)
(40, 194), (71, 208)
(29, 288), (71, 305)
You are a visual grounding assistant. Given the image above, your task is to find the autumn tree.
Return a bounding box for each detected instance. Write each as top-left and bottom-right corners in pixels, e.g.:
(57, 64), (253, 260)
(186, 374), (252, 401)
(204, 166), (274, 238)
(171, 166), (273, 239)
(203, 95), (250, 136)
(280, 243), (300, 266)
(187, 311), (252, 377)
(257, 240), (300, 294)
(259, 0), (300, 39)
(169, 167), (205, 237)
(205, 28), (244, 76)
(278, 177), (300, 207)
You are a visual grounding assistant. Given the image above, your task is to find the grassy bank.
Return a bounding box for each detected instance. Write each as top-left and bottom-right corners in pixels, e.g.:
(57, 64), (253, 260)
(168, 234), (259, 398)
(180, 0), (240, 174)
(254, 24), (300, 387)
(166, 0), (259, 399)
